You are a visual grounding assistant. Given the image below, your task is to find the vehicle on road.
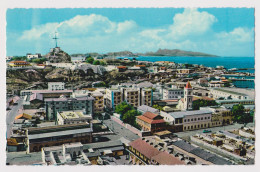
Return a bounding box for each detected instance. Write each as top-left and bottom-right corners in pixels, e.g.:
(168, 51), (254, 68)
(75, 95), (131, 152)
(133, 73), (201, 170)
(203, 129), (211, 133)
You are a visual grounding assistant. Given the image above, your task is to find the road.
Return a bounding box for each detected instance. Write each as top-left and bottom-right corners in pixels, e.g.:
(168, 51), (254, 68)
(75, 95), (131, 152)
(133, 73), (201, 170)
(176, 122), (255, 141)
(6, 98), (24, 138)
(102, 119), (140, 142)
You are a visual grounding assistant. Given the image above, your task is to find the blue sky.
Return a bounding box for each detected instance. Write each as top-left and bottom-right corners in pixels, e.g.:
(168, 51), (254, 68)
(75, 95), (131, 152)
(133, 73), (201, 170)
(6, 8), (255, 56)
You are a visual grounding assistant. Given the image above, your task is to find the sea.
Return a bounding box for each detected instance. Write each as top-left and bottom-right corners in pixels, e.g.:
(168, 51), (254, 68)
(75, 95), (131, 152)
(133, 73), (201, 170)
(125, 56), (255, 73)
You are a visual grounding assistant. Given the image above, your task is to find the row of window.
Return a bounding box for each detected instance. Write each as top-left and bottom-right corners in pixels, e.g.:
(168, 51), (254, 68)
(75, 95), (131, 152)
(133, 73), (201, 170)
(184, 116), (210, 122)
(184, 123), (210, 130)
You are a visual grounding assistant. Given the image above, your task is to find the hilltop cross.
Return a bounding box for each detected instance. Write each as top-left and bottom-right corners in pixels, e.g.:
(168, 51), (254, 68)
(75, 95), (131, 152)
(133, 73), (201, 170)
(52, 32), (59, 47)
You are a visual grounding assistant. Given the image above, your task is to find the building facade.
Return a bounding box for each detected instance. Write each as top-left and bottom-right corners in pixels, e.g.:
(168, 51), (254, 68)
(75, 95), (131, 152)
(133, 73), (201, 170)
(48, 82), (65, 91)
(136, 112), (166, 133)
(105, 89), (122, 110)
(163, 88), (183, 100)
(26, 123), (93, 153)
(45, 96), (94, 120)
(57, 111), (92, 125)
(160, 109), (213, 132)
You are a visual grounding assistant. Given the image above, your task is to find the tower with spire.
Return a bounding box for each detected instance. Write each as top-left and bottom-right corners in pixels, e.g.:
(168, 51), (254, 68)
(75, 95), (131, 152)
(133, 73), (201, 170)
(184, 81), (193, 110)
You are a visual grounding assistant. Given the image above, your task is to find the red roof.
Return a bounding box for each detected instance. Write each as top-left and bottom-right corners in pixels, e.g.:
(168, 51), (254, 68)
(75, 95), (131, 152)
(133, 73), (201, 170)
(143, 111), (158, 119)
(117, 66), (127, 69)
(185, 81), (192, 89)
(152, 151), (185, 165)
(129, 138), (185, 165)
(137, 112), (165, 124)
(129, 138), (160, 158)
(135, 65), (146, 67)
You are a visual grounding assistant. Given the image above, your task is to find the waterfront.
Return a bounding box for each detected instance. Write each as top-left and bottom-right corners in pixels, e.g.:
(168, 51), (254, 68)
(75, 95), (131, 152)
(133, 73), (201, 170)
(122, 56), (255, 72)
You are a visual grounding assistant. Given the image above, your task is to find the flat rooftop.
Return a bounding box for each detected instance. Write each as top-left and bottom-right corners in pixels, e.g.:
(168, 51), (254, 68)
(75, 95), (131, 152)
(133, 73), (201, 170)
(212, 88), (248, 96)
(168, 109), (212, 118)
(59, 111), (90, 119)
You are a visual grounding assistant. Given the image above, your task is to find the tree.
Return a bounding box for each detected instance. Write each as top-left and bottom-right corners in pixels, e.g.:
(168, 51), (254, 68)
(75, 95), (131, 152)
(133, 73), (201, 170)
(100, 61), (106, 66)
(152, 104), (163, 111)
(115, 102), (134, 119)
(86, 57), (94, 64)
(122, 109), (140, 126)
(231, 104), (253, 124)
(93, 60), (100, 65)
(192, 99), (218, 110)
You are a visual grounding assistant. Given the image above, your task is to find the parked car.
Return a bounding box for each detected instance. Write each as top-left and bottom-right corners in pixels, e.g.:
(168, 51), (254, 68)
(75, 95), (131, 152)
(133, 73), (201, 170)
(203, 129), (211, 133)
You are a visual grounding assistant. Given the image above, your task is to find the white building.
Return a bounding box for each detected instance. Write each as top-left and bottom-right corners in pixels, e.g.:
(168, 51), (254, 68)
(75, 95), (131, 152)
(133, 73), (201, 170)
(210, 88), (249, 100)
(57, 111), (92, 125)
(48, 82), (65, 91)
(160, 109), (212, 131)
(27, 53), (41, 60)
(163, 88), (183, 100)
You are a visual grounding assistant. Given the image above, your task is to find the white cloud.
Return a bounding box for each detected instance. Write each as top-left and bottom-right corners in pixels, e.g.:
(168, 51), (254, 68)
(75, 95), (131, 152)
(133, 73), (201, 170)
(20, 22), (59, 40)
(217, 27), (254, 43)
(16, 9), (254, 56)
(168, 8), (217, 38)
(117, 20), (137, 34)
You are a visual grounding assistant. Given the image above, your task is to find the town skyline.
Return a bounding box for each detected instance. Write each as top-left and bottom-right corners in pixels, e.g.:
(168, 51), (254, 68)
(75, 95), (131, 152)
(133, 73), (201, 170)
(7, 8), (254, 57)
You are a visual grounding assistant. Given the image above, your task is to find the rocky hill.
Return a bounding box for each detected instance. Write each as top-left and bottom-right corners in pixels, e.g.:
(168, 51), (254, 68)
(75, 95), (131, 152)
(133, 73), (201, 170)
(45, 47), (71, 63)
(141, 48), (217, 57)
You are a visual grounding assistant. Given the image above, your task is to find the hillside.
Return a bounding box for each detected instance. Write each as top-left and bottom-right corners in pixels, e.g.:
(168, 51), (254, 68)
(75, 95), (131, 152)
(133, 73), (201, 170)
(142, 49), (217, 57)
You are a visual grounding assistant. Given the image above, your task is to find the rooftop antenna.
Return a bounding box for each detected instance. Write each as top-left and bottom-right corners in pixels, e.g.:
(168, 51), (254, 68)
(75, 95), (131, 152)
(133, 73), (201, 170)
(53, 32), (59, 48)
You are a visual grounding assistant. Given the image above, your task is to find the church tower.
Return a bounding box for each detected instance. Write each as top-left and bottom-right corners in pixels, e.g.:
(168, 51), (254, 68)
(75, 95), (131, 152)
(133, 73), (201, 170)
(184, 81), (193, 110)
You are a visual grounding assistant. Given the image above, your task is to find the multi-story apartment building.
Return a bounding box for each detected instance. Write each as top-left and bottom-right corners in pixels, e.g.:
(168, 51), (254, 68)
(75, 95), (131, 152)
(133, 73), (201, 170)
(140, 88), (153, 107)
(123, 88), (140, 107)
(45, 96), (94, 120)
(163, 88), (183, 100)
(105, 87), (153, 109)
(48, 82), (65, 91)
(105, 88), (123, 110)
(92, 92), (104, 113)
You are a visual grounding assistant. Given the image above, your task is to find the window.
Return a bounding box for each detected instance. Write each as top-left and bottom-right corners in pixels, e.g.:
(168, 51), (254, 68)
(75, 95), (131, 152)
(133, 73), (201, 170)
(188, 119), (190, 122)
(184, 119), (186, 122)
(191, 119), (193, 121)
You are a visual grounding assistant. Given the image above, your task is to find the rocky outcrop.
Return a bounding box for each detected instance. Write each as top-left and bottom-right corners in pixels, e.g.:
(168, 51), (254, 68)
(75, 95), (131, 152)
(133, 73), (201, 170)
(45, 47), (71, 63)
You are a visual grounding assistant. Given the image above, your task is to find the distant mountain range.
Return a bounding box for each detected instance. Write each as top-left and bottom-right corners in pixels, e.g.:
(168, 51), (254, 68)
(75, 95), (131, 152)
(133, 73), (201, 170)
(140, 49), (218, 57)
(71, 49), (217, 57)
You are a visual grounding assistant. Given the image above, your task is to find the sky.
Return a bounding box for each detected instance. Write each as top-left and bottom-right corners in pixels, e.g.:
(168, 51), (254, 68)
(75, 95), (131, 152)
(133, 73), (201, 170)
(6, 8), (255, 57)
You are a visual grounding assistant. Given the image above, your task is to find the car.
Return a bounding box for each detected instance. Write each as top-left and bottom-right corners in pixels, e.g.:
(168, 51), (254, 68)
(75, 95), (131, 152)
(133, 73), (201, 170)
(203, 129), (211, 133)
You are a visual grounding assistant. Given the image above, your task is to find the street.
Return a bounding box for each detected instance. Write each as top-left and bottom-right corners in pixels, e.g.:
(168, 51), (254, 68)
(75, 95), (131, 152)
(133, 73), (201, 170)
(102, 119), (140, 142)
(6, 98), (24, 138)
